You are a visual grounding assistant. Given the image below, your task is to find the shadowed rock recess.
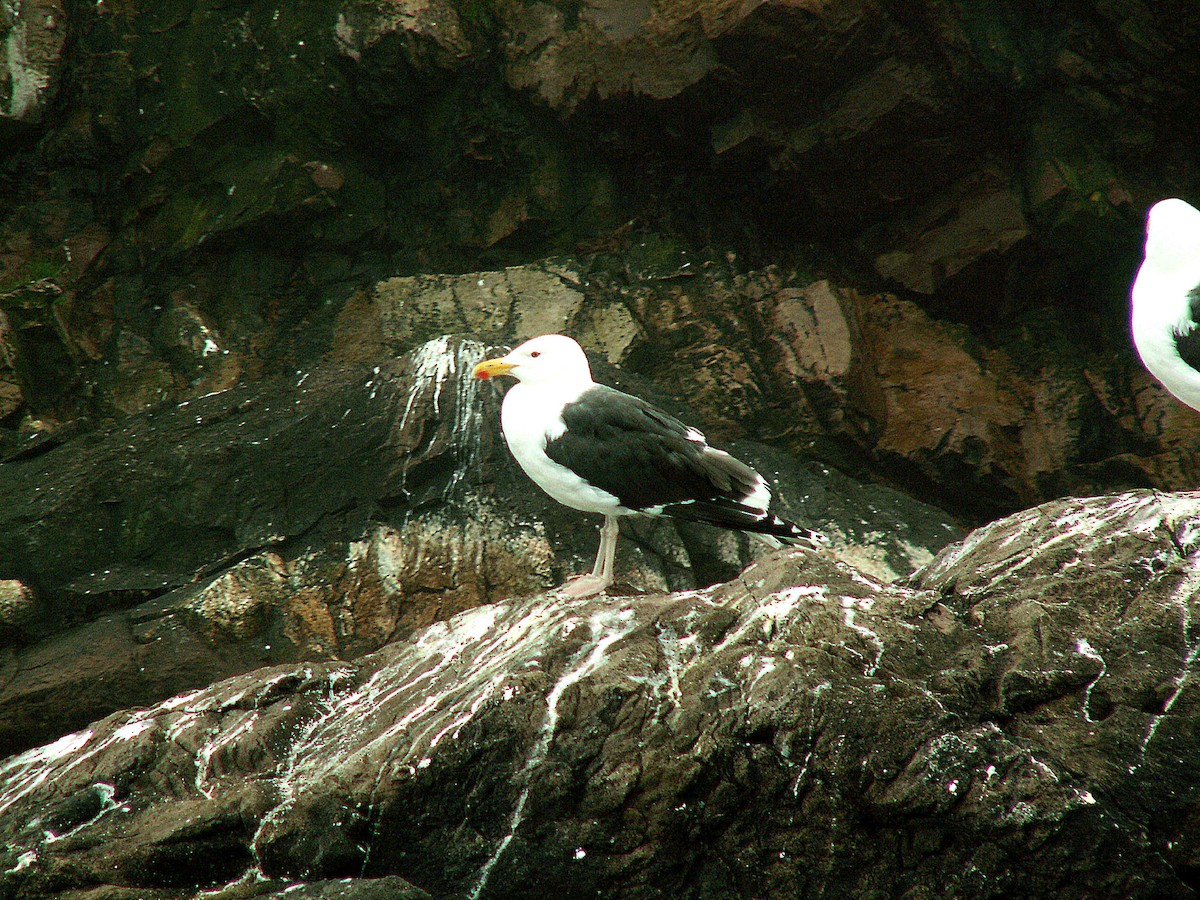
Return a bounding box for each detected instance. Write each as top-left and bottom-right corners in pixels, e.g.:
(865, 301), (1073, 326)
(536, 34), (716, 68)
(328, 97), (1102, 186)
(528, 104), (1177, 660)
(2, 492), (1199, 897)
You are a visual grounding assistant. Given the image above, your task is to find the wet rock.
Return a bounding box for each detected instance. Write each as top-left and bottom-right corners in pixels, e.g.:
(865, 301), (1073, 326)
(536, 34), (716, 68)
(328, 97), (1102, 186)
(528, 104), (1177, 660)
(1, 491), (1197, 897)
(0, 601), (273, 766)
(0, 509), (554, 760)
(0, 336), (508, 609)
(0, 336), (502, 748)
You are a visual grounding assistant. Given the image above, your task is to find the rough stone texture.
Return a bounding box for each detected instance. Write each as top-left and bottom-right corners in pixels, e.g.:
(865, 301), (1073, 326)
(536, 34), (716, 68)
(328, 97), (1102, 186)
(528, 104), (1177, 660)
(0, 579), (34, 630)
(499, 0), (719, 111)
(3, 0), (1199, 510)
(371, 263), (591, 354)
(1, 491), (1197, 898)
(870, 167), (1030, 293)
(3, 4), (1200, 894)
(363, 263), (1200, 519)
(4, 249), (1196, 763)
(0, 331), (957, 758)
(334, 0), (476, 68)
(0, 0), (66, 123)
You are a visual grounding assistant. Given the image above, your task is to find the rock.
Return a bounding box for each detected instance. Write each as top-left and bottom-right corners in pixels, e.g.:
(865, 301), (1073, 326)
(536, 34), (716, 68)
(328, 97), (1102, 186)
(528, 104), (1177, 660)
(855, 290), (1031, 510)
(750, 448), (964, 583)
(0, 579), (35, 630)
(253, 878), (432, 900)
(371, 263), (588, 352)
(0, 0), (67, 124)
(759, 278), (1200, 517)
(13, 277), (1194, 759)
(0, 601), (272, 765)
(500, 0), (718, 111)
(0, 510), (554, 760)
(2, 6), (1199, 892)
(0, 336), (509, 609)
(154, 302), (243, 397)
(0, 328), (961, 758)
(0, 278), (80, 420)
(1, 491), (1197, 897)
(869, 167), (1030, 293)
(334, 0), (475, 68)
(0, 315), (22, 424)
(0, 0), (1197, 517)
(106, 329), (182, 416)
(385, 262), (1200, 519)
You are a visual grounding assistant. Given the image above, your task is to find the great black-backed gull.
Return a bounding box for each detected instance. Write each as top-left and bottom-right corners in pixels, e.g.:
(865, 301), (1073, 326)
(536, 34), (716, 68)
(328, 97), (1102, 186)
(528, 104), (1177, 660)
(1131, 197), (1200, 411)
(473, 334), (825, 597)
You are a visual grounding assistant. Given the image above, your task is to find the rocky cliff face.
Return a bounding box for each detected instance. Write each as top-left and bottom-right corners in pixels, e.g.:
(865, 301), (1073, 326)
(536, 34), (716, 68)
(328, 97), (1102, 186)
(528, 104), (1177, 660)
(3, 0), (1198, 471)
(3, 1), (1200, 897)
(0, 332), (957, 759)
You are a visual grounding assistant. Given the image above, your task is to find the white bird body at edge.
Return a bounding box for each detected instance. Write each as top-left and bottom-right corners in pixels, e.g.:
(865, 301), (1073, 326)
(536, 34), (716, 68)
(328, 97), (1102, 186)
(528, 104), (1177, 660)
(1131, 197), (1200, 412)
(473, 334), (824, 598)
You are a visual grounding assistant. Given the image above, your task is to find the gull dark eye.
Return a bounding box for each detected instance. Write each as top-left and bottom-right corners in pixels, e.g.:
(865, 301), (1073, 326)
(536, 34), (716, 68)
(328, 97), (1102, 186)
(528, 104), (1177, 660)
(530, 351), (541, 358)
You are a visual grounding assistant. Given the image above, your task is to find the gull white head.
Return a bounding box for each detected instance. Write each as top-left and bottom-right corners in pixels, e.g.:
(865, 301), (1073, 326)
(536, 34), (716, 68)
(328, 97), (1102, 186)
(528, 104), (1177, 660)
(1143, 198), (1200, 273)
(472, 334), (595, 387)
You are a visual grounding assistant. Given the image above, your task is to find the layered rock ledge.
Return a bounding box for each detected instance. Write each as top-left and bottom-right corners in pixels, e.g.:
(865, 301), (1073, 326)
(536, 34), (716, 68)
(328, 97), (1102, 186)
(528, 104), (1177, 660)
(1, 491), (1197, 898)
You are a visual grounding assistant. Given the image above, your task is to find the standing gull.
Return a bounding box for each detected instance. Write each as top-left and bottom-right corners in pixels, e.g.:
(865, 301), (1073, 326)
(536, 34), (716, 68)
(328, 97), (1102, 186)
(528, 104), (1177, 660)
(1131, 197), (1200, 411)
(473, 334), (825, 598)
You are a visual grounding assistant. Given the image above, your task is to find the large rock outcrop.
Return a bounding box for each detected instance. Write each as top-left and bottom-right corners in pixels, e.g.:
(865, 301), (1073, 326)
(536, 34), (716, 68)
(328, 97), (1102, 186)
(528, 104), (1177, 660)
(0, 332), (957, 759)
(3, 3), (1200, 895)
(1, 491), (1197, 898)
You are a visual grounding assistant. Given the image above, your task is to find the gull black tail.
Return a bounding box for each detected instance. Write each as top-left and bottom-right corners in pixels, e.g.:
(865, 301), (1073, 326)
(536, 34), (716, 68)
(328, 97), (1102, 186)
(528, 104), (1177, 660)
(662, 499), (827, 551)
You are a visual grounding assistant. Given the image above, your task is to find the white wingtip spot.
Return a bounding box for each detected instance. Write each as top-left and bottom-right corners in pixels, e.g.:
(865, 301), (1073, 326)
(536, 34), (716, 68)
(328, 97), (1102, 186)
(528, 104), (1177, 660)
(684, 427), (706, 445)
(745, 474), (771, 514)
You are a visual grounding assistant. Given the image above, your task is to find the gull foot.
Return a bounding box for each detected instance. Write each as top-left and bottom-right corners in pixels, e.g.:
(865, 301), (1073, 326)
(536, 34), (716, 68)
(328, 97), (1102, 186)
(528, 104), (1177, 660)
(559, 573), (611, 598)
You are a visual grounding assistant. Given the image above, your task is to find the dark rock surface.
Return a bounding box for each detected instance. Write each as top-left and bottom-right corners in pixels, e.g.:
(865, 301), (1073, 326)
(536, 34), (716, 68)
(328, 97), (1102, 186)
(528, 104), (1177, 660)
(1, 491), (1197, 898)
(0, 331), (954, 759)
(4, 3), (1200, 897)
(3, 0), (1199, 509)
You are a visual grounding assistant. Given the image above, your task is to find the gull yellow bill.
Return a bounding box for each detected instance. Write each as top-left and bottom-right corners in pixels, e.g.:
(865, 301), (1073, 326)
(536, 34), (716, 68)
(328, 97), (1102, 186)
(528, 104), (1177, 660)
(473, 356), (515, 380)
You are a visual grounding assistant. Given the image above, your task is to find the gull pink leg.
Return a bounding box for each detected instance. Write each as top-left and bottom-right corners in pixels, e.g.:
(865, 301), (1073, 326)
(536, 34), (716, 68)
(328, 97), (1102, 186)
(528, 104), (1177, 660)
(561, 515), (619, 598)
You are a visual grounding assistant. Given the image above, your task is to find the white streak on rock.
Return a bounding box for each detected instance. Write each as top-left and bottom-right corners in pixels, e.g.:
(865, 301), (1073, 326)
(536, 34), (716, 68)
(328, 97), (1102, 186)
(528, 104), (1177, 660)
(839, 595), (884, 677)
(711, 585), (824, 656)
(1132, 553), (1200, 771)
(469, 608), (637, 899)
(1073, 638), (1106, 723)
(394, 337), (489, 502)
(0, 730), (94, 820)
